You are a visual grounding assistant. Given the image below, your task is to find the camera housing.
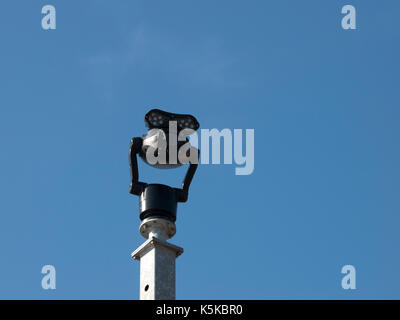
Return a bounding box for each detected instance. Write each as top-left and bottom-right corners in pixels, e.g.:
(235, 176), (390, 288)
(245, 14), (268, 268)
(139, 109), (199, 169)
(129, 109), (200, 223)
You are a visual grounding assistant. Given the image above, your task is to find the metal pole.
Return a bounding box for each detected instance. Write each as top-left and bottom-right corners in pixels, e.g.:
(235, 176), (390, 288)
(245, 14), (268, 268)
(131, 217), (183, 300)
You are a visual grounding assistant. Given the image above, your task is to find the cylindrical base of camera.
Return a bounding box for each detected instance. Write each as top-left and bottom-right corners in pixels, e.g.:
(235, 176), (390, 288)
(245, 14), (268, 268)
(139, 184), (177, 222)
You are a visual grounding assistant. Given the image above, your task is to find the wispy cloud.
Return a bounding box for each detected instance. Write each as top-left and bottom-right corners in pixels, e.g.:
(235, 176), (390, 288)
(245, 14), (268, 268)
(83, 25), (242, 99)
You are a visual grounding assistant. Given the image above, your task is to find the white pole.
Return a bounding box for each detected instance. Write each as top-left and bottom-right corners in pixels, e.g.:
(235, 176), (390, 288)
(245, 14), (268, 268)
(131, 217), (183, 300)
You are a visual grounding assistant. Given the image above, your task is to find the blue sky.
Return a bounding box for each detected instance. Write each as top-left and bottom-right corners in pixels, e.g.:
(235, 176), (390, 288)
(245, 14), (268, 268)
(0, 0), (399, 299)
